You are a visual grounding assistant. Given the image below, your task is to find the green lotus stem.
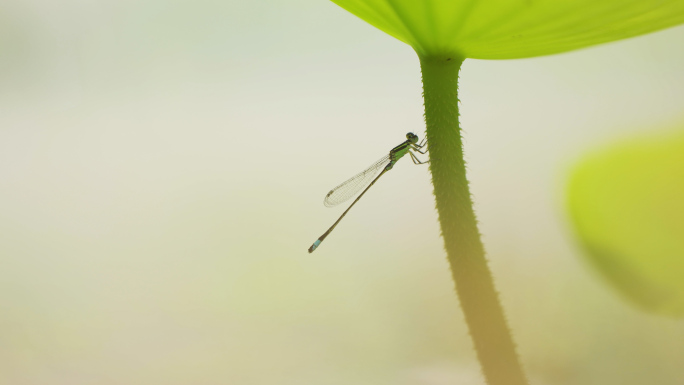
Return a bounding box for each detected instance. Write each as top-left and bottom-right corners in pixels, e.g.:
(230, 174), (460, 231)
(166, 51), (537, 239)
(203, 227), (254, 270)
(420, 55), (528, 385)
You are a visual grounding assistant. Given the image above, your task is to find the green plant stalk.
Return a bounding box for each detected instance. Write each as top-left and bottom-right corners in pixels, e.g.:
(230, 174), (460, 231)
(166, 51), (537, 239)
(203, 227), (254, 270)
(420, 55), (528, 385)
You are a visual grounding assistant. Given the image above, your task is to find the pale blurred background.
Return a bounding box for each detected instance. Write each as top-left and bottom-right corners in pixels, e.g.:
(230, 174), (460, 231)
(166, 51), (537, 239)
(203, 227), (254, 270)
(1, 1), (684, 384)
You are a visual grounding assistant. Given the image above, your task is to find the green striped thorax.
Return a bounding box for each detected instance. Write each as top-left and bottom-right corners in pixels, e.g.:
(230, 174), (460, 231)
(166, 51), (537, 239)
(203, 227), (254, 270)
(387, 132), (420, 170)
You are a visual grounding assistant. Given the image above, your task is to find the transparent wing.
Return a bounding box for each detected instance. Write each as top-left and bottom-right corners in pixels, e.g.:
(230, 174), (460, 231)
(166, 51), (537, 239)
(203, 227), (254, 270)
(323, 155), (390, 207)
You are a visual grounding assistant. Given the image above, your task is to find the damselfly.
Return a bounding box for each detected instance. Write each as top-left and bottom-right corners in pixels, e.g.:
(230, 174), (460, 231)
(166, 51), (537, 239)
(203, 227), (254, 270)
(308, 132), (428, 253)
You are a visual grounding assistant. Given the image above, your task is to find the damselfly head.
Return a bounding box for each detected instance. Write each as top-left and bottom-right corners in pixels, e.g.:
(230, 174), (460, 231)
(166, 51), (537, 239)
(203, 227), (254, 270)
(406, 132), (419, 143)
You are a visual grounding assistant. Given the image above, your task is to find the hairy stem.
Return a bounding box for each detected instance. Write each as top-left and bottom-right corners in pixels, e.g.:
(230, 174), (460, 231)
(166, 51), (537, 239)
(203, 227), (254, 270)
(420, 54), (528, 385)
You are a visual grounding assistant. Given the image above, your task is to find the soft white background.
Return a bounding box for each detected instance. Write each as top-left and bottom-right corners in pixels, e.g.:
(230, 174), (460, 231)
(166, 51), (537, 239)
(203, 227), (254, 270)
(1, 1), (684, 384)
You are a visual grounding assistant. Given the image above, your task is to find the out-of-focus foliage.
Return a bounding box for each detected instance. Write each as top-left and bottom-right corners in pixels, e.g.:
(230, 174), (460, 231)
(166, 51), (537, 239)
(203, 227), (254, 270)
(568, 130), (684, 317)
(330, 0), (684, 58)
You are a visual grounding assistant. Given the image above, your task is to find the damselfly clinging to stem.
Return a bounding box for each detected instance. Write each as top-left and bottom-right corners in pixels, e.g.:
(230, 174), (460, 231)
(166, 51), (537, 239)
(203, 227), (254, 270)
(308, 132), (429, 253)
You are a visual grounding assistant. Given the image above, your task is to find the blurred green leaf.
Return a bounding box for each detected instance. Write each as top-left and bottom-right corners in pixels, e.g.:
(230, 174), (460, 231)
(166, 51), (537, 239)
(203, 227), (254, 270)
(568, 130), (684, 316)
(330, 0), (684, 58)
